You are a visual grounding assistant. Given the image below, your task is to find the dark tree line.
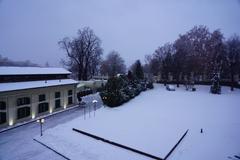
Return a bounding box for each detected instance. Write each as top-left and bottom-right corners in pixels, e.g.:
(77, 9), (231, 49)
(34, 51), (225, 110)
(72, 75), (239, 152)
(145, 25), (240, 90)
(0, 54), (39, 67)
(60, 26), (240, 91)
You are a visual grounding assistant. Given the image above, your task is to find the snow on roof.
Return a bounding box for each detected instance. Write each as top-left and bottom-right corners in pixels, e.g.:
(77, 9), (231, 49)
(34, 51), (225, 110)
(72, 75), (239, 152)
(0, 66), (71, 75)
(0, 79), (79, 92)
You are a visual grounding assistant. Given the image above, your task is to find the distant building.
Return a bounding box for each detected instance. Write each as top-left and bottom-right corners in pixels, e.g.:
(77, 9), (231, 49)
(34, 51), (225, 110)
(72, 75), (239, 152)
(0, 67), (78, 128)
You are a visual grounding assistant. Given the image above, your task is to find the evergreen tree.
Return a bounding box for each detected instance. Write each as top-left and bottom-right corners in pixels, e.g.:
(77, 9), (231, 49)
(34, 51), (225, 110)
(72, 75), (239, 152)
(100, 74), (153, 107)
(133, 60), (144, 80)
(127, 70), (134, 81)
(210, 73), (221, 94)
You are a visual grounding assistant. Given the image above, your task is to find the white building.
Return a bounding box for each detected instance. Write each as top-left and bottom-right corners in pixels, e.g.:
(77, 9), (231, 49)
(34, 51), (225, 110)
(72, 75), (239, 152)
(0, 67), (78, 128)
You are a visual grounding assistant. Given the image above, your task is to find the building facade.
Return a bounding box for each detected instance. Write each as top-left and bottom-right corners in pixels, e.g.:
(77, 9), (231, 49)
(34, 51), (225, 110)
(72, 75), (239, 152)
(0, 67), (78, 128)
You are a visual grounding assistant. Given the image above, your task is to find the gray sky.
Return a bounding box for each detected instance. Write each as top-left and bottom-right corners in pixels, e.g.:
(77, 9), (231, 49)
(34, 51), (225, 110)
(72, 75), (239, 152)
(0, 0), (240, 67)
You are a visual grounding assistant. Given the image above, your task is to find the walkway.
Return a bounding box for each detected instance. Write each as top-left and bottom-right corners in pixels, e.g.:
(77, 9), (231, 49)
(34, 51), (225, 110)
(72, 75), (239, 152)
(0, 94), (102, 160)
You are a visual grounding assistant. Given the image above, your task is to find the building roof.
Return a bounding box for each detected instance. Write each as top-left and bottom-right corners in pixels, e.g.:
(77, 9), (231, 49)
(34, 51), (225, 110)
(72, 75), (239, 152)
(0, 79), (79, 92)
(0, 66), (71, 75)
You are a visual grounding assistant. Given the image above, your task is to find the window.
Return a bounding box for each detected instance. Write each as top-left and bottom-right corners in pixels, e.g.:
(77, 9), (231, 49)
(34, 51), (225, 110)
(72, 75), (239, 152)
(67, 90), (73, 105)
(68, 90), (72, 96)
(0, 101), (7, 124)
(55, 91), (61, 109)
(55, 92), (60, 98)
(17, 107), (30, 119)
(68, 97), (73, 105)
(39, 94), (46, 102)
(38, 103), (49, 113)
(0, 112), (6, 124)
(17, 97), (30, 106)
(55, 99), (61, 108)
(0, 101), (6, 110)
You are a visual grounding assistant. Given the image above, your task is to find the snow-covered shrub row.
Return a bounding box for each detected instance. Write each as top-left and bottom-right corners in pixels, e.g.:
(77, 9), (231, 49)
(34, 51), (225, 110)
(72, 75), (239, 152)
(100, 75), (153, 107)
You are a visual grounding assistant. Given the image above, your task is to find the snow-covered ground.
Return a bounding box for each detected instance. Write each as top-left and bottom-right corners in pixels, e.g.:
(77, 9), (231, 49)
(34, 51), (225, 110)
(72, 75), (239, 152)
(35, 84), (240, 160)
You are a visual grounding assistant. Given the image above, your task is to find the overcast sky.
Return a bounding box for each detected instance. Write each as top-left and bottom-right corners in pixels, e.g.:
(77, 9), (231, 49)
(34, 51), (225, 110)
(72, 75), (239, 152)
(0, 0), (240, 67)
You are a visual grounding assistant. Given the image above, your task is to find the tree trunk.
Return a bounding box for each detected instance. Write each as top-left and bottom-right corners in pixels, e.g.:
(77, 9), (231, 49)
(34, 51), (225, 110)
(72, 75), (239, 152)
(176, 72), (180, 87)
(231, 73), (234, 91)
(177, 81), (179, 87)
(78, 65), (83, 80)
(83, 64), (88, 80)
(230, 63), (234, 91)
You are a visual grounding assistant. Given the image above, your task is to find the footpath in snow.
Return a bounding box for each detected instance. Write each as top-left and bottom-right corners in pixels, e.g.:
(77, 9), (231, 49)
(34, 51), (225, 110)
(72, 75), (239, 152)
(35, 84), (240, 160)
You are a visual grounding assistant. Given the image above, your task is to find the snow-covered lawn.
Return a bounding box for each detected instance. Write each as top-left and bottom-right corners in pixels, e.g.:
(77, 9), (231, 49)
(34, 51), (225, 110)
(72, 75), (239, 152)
(35, 84), (240, 160)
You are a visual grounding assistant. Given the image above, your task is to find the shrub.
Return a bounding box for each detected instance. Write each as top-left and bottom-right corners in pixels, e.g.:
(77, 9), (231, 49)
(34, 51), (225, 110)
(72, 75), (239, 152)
(146, 81), (154, 89)
(100, 75), (153, 107)
(210, 73), (221, 94)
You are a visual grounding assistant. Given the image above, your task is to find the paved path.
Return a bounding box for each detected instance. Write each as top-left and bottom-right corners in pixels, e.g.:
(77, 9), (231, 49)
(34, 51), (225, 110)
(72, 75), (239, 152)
(0, 94), (102, 160)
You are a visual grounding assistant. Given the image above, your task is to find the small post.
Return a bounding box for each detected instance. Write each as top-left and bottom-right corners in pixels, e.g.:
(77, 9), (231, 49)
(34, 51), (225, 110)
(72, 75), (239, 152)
(37, 118), (45, 136)
(40, 122), (42, 136)
(200, 128), (203, 133)
(103, 97), (107, 108)
(89, 104), (91, 118)
(92, 100), (98, 117)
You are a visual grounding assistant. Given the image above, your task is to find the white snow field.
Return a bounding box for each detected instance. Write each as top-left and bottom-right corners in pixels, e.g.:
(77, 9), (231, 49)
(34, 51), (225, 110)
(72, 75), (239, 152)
(36, 84), (240, 160)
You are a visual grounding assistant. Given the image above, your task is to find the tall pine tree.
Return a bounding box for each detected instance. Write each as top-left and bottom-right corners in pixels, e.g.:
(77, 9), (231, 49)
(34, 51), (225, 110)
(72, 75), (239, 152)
(133, 60), (144, 80)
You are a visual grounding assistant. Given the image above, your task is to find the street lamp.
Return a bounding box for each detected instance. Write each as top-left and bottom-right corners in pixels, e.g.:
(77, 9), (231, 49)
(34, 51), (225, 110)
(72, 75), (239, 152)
(37, 118), (45, 136)
(92, 100), (98, 117)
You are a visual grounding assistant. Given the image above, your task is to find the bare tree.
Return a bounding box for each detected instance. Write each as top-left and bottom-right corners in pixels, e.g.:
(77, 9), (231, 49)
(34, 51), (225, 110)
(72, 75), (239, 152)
(59, 27), (103, 80)
(144, 25), (240, 89)
(207, 29), (226, 78)
(226, 34), (240, 91)
(155, 43), (174, 84)
(100, 51), (126, 77)
(185, 26), (211, 78)
(144, 54), (160, 76)
(173, 34), (189, 87)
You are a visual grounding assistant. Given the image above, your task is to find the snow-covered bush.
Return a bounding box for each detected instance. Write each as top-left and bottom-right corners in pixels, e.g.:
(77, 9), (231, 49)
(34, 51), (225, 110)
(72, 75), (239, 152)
(146, 81), (154, 89)
(100, 90), (125, 107)
(100, 75), (153, 107)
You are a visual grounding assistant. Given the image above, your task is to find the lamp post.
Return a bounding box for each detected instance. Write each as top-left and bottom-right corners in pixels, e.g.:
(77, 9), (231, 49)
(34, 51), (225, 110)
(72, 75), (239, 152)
(92, 100), (98, 117)
(89, 103), (91, 118)
(84, 105), (86, 120)
(37, 118), (45, 136)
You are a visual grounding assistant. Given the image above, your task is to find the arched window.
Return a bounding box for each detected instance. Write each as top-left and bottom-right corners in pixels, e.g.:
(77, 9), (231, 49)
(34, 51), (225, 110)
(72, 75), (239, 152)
(38, 103), (49, 113)
(0, 101), (6, 110)
(17, 107), (30, 119)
